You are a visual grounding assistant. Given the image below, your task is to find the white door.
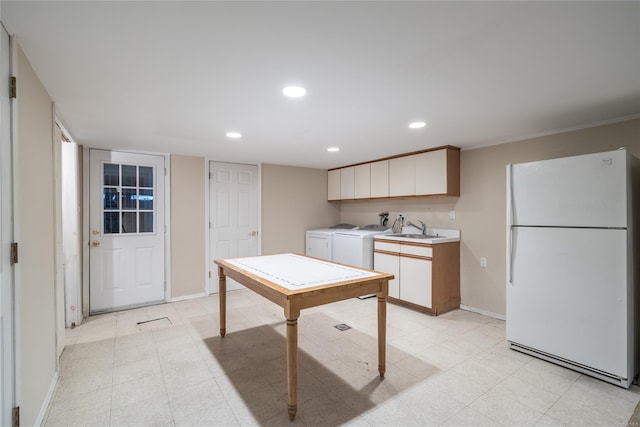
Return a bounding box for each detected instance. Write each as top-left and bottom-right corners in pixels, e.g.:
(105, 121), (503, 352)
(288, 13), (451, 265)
(507, 226), (628, 378)
(209, 162), (259, 293)
(508, 150), (628, 228)
(0, 26), (15, 427)
(89, 150), (165, 313)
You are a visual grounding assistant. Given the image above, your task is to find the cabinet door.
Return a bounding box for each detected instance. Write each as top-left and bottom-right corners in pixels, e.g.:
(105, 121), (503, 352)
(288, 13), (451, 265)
(327, 169), (340, 200)
(370, 160), (389, 198)
(354, 164), (371, 199)
(374, 251), (400, 299)
(415, 149), (447, 195)
(340, 167), (355, 199)
(389, 155), (415, 196)
(400, 256), (432, 308)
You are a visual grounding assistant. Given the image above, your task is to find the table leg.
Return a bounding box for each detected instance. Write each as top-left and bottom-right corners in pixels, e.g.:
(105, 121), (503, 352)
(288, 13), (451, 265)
(286, 317), (298, 421)
(218, 266), (226, 338)
(377, 294), (386, 378)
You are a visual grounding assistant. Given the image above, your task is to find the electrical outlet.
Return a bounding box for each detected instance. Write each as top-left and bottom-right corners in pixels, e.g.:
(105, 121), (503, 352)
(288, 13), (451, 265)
(480, 257), (487, 268)
(449, 210), (456, 220)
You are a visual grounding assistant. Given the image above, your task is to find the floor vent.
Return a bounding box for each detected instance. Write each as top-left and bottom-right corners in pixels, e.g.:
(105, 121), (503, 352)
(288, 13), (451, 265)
(334, 323), (351, 331)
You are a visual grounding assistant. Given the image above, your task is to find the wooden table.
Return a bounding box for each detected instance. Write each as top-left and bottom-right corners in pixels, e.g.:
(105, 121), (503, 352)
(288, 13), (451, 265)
(214, 253), (393, 421)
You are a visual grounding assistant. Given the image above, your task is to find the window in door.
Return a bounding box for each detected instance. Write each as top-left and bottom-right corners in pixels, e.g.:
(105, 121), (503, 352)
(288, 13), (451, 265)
(102, 162), (155, 234)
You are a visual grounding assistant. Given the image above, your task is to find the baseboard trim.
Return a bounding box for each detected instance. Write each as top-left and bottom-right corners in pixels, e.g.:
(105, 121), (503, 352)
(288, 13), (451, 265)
(460, 304), (505, 321)
(170, 292), (208, 303)
(35, 371), (59, 427)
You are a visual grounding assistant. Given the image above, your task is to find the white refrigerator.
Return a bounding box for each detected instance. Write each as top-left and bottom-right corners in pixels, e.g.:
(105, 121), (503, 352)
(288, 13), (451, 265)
(506, 148), (638, 388)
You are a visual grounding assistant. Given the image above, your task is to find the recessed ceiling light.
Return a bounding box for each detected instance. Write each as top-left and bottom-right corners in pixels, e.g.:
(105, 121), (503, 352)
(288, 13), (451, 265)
(327, 147), (340, 152)
(409, 121), (427, 129)
(225, 131), (242, 139)
(283, 86), (306, 98)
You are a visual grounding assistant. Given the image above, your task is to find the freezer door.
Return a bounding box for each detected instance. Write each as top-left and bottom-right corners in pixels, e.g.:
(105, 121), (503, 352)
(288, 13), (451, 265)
(508, 150), (628, 228)
(506, 227), (628, 378)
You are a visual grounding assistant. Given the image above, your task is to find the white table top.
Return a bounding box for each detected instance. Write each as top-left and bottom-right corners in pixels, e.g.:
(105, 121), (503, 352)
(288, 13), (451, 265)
(225, 253), (379, 290)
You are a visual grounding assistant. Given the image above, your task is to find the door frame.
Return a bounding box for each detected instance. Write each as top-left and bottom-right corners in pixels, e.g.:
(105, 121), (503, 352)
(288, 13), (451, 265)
(82, 148), (171, 317)
(205, 159), (262, 295)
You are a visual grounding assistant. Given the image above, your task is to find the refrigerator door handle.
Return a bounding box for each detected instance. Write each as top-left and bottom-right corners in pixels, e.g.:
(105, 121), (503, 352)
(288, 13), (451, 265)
(506, 163), (515, 286)
(507, 225), (515, 285)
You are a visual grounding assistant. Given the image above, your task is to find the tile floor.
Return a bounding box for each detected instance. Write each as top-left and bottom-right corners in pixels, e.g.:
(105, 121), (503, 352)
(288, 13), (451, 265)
(45, 290), (640, 426)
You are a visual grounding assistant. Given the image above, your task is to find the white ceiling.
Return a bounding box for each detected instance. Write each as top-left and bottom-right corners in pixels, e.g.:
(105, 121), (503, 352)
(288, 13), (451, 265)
(2, 1), (639, 169)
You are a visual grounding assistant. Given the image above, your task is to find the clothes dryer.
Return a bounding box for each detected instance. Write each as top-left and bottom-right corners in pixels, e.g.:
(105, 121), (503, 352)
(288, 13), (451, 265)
(305, 224), (358, 261)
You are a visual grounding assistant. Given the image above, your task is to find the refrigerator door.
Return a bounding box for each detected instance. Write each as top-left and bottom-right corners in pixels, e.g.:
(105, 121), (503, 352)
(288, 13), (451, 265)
(507, 226), (628, 378)
(508, 149), (628, 228)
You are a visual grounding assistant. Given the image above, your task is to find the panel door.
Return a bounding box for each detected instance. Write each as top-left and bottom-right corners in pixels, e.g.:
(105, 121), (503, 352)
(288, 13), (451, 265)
(209, 162), (259, 292)
(89, 150), (165, 313)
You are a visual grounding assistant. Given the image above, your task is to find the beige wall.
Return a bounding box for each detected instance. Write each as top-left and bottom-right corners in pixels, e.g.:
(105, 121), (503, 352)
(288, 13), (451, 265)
(341, 118), (640, 316)
(170, 155), (206, 298)
(261, 164), (340, 255)
(16, 45), (57, 426)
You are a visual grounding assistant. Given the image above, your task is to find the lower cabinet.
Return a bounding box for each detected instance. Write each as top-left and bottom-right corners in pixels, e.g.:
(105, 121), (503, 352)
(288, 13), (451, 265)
(400, 255), (432, 308)
(373, 239), (460, 315)
(373, 249), (400, 298)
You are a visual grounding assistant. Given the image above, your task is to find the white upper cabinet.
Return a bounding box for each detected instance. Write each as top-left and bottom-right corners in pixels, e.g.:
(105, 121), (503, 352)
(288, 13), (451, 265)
(327, 169), (340, 200)
(370, 160), (389, 198)
(354, 164), (371, 199)
(340, 167), (355, 199)
(389, 155), (416, 197)
(327, 146), (459, 201)
(415, 149), (448, 195)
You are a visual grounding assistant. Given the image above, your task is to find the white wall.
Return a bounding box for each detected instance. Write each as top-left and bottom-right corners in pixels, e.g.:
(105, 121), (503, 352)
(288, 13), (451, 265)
(170, 154), (206, 298)
(261, 164), (340, 255)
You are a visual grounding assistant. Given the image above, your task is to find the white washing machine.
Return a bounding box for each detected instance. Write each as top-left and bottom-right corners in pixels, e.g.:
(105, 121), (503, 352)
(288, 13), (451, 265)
(332, 225), (392, 270)
(305, 224), (358, 261)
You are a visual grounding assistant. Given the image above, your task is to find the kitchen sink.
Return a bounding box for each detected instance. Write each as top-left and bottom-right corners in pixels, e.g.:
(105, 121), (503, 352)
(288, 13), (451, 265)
(390, 233), (441, 239)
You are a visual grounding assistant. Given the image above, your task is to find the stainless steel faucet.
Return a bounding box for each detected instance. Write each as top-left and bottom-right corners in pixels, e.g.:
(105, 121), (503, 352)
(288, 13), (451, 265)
(406, 220), (426, 235)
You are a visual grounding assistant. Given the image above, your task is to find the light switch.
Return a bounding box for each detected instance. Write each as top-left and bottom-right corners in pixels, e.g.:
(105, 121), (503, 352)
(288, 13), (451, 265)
(449, 210), (456, 220)
(480, 257), (487, 268)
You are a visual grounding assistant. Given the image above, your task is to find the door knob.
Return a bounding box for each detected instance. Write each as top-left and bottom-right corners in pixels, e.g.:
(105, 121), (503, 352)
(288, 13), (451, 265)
(91, 240), (101, 247)
(249, 231), (258, 237)
(92, 229), (100, 235)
